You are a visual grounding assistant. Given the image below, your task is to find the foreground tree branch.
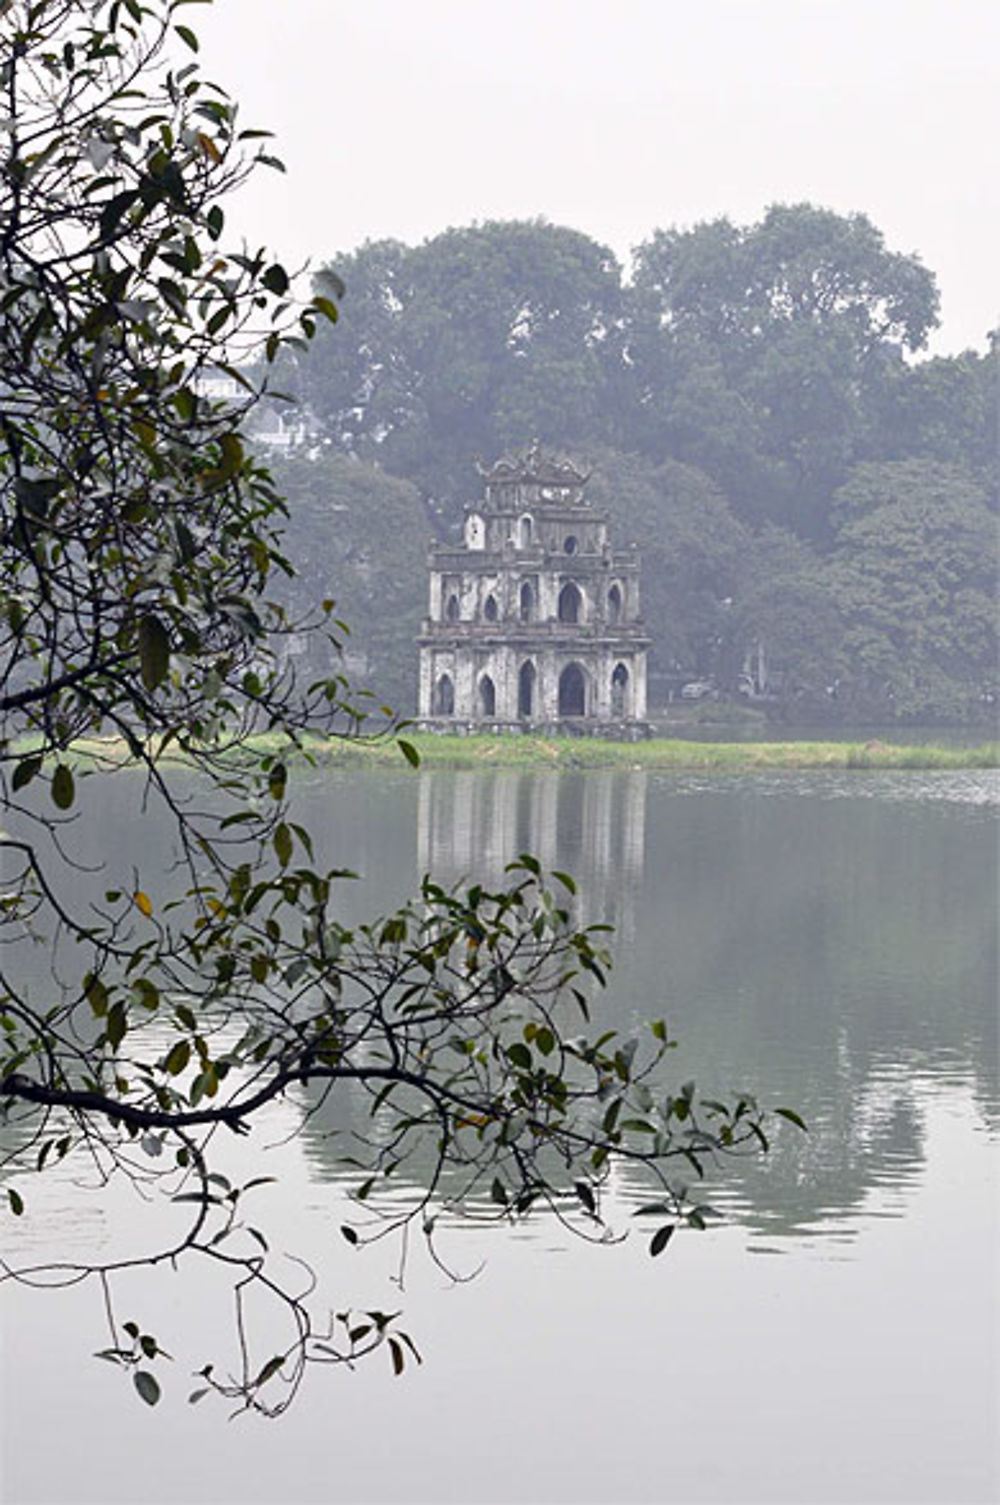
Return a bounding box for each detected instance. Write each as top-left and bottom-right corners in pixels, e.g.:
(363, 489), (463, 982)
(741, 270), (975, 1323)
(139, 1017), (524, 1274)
(0, 0), (801, 1417)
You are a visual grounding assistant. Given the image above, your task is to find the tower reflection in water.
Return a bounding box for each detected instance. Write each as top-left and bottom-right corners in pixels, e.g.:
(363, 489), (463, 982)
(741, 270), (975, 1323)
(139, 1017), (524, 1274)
(415, 769), (646, 944)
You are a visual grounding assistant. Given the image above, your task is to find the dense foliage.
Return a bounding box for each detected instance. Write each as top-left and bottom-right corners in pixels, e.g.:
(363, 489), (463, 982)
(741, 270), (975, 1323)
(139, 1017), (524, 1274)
(0, 0), (792, 1417)
(281, 216), (997, 722)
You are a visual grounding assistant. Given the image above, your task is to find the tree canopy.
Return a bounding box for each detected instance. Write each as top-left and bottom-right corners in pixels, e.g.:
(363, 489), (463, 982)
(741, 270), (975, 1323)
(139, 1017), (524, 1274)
(0, 0), (789, 1417)
(267, 447), (428, 711)
(299, 221), (623, 511)
(830, 461), (998, 721)
(281, 206), (995, 723)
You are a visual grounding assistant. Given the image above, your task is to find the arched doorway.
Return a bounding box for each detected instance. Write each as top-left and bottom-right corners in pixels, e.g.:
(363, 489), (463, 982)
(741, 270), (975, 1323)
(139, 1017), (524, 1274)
(558, 581), (582, 625)
(558, 663), (586, 717)
(518, 660), (535, 719)
(479, 675), (496, 717)
(607, 583), (622, 624)
(611, 662), (629, 717)
(519, 581), (533, 623)
(445, 594), (460, 624)
(434, 674), (454, 715)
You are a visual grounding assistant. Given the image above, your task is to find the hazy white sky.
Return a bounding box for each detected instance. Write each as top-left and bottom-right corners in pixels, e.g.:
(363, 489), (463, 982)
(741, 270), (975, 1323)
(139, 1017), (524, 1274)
(195, 0), (997, 356)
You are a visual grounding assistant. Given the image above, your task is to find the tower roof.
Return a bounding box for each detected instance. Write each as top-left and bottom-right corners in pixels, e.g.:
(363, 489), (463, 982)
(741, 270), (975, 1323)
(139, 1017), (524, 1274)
(475, 441), (590, 492)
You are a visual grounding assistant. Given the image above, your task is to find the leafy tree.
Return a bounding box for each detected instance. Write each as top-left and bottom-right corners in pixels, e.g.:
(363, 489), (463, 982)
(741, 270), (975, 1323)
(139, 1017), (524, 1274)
(298, 221), (625, 520)
(625, 205), (941, 534)
(858, 343), (999, 507)
(631, 203), (938, 364)
(0, 0), (784, 1416)
(269, 448), (428, 712)
(730, 527), (846, 716)
(830, 461), (998, 721)
(586, 447), (749, 684)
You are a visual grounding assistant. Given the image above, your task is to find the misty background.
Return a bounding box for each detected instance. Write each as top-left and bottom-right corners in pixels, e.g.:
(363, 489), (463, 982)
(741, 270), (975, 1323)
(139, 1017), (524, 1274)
(193, 1), (997, 722)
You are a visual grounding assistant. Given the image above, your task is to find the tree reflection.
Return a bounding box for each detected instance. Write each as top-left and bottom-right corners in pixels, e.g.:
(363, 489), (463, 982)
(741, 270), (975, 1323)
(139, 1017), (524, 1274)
(299, 770), (999, 1241)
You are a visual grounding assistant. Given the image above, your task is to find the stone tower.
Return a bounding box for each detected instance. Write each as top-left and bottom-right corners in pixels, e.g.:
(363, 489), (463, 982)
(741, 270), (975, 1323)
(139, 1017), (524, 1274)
(417, 445), (649, 735)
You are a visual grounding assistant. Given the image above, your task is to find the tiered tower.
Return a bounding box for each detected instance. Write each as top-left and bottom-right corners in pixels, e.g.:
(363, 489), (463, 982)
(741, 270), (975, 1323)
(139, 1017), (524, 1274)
(417, 445), (649, 736)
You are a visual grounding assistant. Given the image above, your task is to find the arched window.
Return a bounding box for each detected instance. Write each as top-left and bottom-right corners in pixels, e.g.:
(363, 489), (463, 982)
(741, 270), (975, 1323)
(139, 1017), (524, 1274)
(518, 660), (535, 719)
(607, 583), (622, 624)
(434, 674), (455, 716)
(558, 663), (586, 717)
(483, 594), (498, 623)
(445, 594), (460, 624)
(563, 535), (578, 555)
(519, 581), (534, 623)
(611, 662), (629, 717)
(558, 581), (582, 625)
(519, 514), (534, 548)
(479, 675), (496, 717)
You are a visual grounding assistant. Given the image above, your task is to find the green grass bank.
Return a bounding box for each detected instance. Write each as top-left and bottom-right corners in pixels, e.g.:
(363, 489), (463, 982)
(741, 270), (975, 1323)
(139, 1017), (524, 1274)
(311, 731), (1000, 772)
(61, 729), (998, 774)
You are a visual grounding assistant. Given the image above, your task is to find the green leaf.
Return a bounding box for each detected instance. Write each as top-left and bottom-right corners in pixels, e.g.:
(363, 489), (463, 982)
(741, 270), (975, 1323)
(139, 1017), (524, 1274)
(650, 1224), (675, 1256)
(774, 1106), (808, 1131)
(133, 1370), (160, 1407)
(217, 431), (244, 479)
(388, 1337), (404, 1376)
(267, 762), (287, 800)
(164, 1040), (190, 1076)
(340, 1224), (358, 1245)
(106, 1001), (128, 1051)
(574, 1181), (596, 1215)
(254, 1355), (284, 1388)
(311, 294), (339, 324)
(84, 972), (109, 1017)
(51, 763), (74, 810)
(138, 613), (170, 691)
(12, 755), (43, 792)
(132, 977), (160, 1011)
(601, 1099), (622, 1134)
(273, 822), (292, 868)
(397, 739), (420, 768)
(7, 1188), (24, 1216)
(534, 1026), (555, 1056)
(262, 264), (289, 296)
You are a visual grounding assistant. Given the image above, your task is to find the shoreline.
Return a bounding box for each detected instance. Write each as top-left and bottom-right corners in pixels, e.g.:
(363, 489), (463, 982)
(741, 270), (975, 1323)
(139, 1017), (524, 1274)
(62, 729), (1000, 773)
(313, 730), (999, 772)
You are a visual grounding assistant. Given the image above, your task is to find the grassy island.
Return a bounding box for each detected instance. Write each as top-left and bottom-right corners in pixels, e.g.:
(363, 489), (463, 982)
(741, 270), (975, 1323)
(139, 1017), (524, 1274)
(62, 728), (998, 775)
(314, 731), (999, 773)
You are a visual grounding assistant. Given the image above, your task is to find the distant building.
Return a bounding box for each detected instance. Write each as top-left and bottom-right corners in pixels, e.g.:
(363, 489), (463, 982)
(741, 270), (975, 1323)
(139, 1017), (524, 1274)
(417, 445), (650, 736)
(193, 371), (311, 449)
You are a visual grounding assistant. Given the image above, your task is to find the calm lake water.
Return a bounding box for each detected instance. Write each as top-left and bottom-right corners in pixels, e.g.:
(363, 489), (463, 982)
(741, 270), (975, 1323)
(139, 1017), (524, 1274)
(2, 767), (998, 1505)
